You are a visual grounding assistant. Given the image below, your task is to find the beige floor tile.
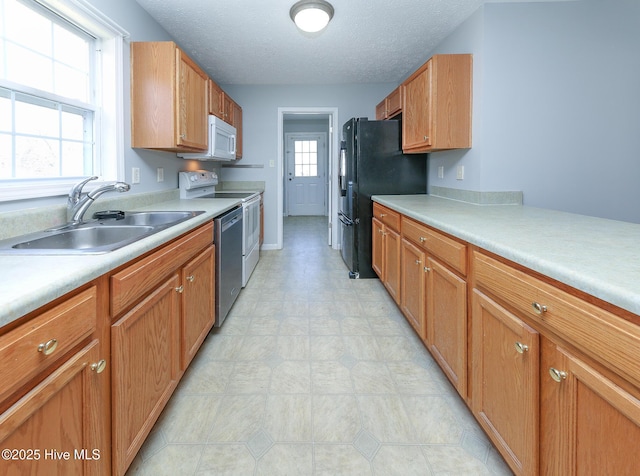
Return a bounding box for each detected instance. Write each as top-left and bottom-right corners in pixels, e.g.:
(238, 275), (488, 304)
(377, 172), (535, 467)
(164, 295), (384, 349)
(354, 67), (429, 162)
(314, 444), (372, 475)
(351, 361), (397, 394)
(423, 445), (493, 475)
(207, 395), (265, 442)
(358, 395), (416, 443)
(160, 394), (222, 443)
(197, 444), (256, 475)
(311, 360), (354, 394)
(343, 335), (384, 360)
(403, 396), (464, 444)
(313, 395), (361, 443)
(127, 444), (203, 475)
(310, 335), (345, 360)
(276, 335), (310, 360)
(279, 316), (310, 335)
(386, 360), (448, 395)
(269, 360), (311, 393)
(234, 335), (278, 360)
(226, 361), (272, 393)
(257, 444), (313, 475)
(263, 395), (312, 441)
(372, 445), (433, 475)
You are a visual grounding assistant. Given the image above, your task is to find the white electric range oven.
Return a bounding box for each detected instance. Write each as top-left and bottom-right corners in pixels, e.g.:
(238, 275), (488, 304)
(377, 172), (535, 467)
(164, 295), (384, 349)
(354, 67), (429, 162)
(179, 171), (261, 288)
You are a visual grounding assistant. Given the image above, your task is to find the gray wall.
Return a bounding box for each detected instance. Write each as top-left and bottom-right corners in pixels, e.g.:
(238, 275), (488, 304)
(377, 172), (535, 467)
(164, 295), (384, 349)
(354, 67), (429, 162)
(427, 0), (640, 223)
(218, 84), (396, 245)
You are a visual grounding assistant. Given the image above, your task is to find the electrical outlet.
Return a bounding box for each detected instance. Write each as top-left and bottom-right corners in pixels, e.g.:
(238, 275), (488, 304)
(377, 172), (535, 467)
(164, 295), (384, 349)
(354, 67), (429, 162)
(438, 166), (444, 179)
(456, 165), (464, 180)
(132, 167), (140, 184)
(157, 167), (164, 182)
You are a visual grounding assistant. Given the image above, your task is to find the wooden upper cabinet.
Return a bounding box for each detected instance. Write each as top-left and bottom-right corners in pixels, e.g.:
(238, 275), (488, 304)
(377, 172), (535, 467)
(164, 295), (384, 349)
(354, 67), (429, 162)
(230, 98), (243, 159)
(208, 79), (225, 120)
(208, 79), (243, 159)
(131, 41), (208, 152)
(376, 86), (403, 120)
(402, 54), (472, 153)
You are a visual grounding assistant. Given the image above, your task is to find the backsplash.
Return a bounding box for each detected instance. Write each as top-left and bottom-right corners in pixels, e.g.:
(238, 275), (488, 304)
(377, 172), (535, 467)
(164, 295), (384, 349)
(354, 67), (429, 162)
(430, 186), (523, 205)
(0, 189), (179, 241)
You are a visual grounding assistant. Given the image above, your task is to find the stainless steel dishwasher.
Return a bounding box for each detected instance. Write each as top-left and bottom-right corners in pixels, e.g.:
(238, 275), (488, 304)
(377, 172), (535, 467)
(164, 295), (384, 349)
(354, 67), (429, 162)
(214, 206), (243, 327)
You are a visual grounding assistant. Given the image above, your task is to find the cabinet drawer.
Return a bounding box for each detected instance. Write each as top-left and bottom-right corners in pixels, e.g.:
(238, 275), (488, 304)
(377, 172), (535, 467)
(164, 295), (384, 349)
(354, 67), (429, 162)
(402, 217), (467, 275)
(0, 286), (96, 402)
(111, 221), (213, 317)
(373, 203), (400, 231)
(473, 251), (640, 387)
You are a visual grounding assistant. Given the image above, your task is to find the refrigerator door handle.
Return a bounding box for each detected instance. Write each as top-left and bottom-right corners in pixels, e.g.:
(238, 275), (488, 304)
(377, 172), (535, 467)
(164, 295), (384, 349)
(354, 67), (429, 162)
(338, 211), (353, 226)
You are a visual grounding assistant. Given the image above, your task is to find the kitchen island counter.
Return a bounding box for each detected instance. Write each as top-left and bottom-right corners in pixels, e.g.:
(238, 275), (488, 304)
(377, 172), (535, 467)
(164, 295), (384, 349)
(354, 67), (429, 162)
(373, 194), (640, 317)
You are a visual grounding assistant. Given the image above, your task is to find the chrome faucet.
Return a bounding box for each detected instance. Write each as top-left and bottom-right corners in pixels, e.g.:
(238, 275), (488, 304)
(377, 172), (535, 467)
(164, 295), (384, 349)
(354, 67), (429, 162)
(67, 176), (131, 224)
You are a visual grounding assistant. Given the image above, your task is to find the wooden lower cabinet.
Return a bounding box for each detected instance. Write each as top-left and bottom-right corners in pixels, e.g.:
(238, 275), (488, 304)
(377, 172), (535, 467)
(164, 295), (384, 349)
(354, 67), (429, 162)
(426, 257), (467, 397)
(471, 289), (539, 476)
(181, 245), (215, 370)
(540, 337), (640, 475)
(111, 275), (181, 475)
(0, 340), (107, 476)
(372, 215), (401, 304)
(400, 238), (426, 339)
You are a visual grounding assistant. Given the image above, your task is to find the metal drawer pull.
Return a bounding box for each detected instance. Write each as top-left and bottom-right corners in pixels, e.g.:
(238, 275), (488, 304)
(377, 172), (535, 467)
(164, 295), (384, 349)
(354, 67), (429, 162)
(532, 302), (548, 314)
(38, 338), (58, 356)
(90, 359), (107, 374)
(175, 285), (184, 293)
(514, 341), (529, 354)
(549, 367), (568, 383)
(186, 275), (195, 282)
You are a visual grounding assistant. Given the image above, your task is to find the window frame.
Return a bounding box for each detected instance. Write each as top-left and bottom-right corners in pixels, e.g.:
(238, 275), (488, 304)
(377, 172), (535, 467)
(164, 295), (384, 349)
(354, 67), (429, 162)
(0, 0), (129, 202)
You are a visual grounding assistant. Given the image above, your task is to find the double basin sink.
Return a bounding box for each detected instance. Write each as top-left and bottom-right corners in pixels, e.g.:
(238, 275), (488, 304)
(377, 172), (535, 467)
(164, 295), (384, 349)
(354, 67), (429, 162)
(0, 211), (205, 254)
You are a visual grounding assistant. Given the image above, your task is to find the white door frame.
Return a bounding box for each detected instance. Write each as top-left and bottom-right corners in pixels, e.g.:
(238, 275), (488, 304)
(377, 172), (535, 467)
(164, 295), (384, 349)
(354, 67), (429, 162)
(277, 107), (340, 250)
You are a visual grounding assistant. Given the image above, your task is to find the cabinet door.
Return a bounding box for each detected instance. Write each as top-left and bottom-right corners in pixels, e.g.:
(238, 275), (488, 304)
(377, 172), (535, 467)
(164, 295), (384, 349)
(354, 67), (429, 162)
(111, 275), (181, 475)
(208, 79), (225, 119)
(402, 61), (432, 151)
(427, 257), (467, 397)
(375, 98), (387, 120)
(0, 340), (108, 476)
(181, 246), (215, 370)
(400, 238), (426, 340)
(372, 217), (384, 279)
(540, 338), (640, 475)
(386, 86), (402, 118)
(471, 289), (539, 476)
(231, 99), (243, 159)
(384, 226), (401, 305)
(176, 49), (208, 150)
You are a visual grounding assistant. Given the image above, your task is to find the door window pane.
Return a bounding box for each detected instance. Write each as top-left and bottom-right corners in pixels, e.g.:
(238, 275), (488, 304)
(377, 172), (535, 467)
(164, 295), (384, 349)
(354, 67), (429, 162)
(293, 139), (318, 177)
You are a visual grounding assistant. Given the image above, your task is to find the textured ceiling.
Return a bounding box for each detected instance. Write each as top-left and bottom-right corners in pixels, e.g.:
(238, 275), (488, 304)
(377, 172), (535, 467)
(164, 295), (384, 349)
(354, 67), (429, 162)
(134, 0), (571, 85)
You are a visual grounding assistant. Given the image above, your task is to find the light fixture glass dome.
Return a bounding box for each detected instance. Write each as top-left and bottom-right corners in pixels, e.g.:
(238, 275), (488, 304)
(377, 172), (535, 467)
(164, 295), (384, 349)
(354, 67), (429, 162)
(290, 0), (334, 33)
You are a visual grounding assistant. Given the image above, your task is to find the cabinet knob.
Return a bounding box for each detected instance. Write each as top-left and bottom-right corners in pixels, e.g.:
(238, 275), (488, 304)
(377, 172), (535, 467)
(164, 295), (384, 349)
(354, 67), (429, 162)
(423, 266), (431, 273)
(532, 302), (548, 314)
(415, 259), (421, 265)
(90, 359), (107, 374)
(180, 133), (186, 139)
(549, 367), (568, 383)
(514, 341), (529, 354)
(419, 236), (426, 243)
(423, 136), (429, 141)
(38, 338), (58, 356)
(379, 213), (387, 217)
(186, 275), (195, 282)
(175, 285), (184, 293)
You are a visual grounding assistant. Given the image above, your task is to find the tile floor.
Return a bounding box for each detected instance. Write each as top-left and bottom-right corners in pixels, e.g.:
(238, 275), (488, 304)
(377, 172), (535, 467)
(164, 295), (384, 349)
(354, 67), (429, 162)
(127, 216), (513, 475)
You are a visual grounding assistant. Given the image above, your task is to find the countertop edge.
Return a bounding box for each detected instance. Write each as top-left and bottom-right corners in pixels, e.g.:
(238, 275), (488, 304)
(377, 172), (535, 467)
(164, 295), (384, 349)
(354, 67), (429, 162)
(372, 194), (640, 317)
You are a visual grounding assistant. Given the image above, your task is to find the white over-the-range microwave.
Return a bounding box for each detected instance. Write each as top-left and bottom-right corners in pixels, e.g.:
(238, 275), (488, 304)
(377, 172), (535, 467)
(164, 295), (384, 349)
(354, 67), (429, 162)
(177, 115), (236, 161)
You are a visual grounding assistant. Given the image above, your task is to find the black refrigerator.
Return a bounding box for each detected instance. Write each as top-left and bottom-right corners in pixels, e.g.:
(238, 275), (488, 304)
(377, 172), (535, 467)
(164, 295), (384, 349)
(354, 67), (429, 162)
(338, 117), (427, 278)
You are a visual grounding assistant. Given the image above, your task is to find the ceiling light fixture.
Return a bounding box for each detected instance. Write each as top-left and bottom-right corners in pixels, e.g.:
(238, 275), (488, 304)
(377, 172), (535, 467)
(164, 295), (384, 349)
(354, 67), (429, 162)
(290, 0), (334, 34)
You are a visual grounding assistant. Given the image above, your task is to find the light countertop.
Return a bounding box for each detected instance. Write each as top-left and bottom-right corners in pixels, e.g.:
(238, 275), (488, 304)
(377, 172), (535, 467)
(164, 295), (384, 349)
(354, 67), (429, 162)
(373, 194), (640, 317)
(0, 198), (243, 328)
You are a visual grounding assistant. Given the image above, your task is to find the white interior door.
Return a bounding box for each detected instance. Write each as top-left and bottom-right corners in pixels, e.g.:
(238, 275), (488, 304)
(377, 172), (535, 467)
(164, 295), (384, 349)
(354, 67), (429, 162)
(285, 133), (327, 216)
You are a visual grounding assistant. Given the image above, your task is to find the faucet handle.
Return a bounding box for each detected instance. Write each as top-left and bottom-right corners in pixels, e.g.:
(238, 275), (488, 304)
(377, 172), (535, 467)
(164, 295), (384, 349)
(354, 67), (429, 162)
(69, 176), (98, 202)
